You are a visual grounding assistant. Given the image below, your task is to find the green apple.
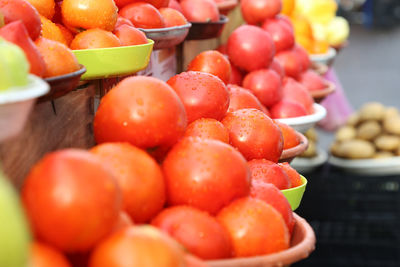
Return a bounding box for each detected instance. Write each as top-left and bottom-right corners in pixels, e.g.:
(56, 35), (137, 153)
(0, 171), (31, 267)
(0, 38), (29, 91)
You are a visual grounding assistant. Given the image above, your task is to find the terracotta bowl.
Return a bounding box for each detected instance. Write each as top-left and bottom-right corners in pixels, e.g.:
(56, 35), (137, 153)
(186, 15), (229, 40)
(279, 131), (309, 163)
(207, 213), (316, 267)
(311, 80), (336, 103)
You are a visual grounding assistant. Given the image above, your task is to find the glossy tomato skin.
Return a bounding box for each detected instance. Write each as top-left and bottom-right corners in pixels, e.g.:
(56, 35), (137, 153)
(242, 68), (282, 107)
(22, 149), (122, 253)
(187, 50), (232, 84)
(180, 0), (219, 22)
(94, 76), (187, 149)
(274, 120), (300, 149)
(113, 24), (148, 46)
(90, 143), (166, 223)
(293, 44), (310, 71)
(185, 254), (210, 267)
(250, 183), (295, 233)
(297, 70), (327, 91)
(29, 242), (72, 267)
(163, 137), (251, 214)
(184, 118), (229, 143)
(278, 162), (303, 188)
(89, 226), (186, 267)
(227, 85), (268, 114)
(248, 159), (291, 190)
(282, 77), (314, 114)
(262, 16), (295, 52)
(115, 0), (170, 9)
(269, 58), (285, 79)
(275, 48), (303, 79)
(229, 63), (244, 85)
(159, 7), (188, 27)
(240, 0), (281, 25)
(222, 108), (284, 162)
(270, 100), (308, 119)
(152, 206), (232, 259)
(167, 71), (229, 123)
(227, 25), (275, 72)
(217, 197), (290, 257)
(119, 2), (166, 29)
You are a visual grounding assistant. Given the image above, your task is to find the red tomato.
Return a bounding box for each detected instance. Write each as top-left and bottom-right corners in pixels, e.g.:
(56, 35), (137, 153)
(216, 44), (227, 55)
(113, 24), (148, 46)
(187, 50), (232, 84)
(89, 226), (186, 267)
(217, 197), (290, 257)
(242, 68), (282, 107)
(227, 85), (268, 114)
(270, 100), (308, 119)
(0, 0), (41, 40)
(168, 0), (183, 13)
(184, 118), (229, 143)
(112, 211), (134, 233)
(185, 254), (210, 267)
(29, 242), (72, 267)
(115, 16), (134, 28)
(240, 0), (281, 25)
(250, 183), (295, 233)
(22, 149), (122, 253)
(94, 76), (187, 149)
(262, 16), (295, 52)
(229, 63), (243, 85)
(222, 109), (283, 162)
(159, 7), (188, 27)
(278, 162), (303, 188)
(227, 25), (275, 72)
(119, 2), (166, 29)
(167, 71), (229, 123)
(180, 0), (219, 22)
(275, 48), (303, 79)
(293, 44), (310, 71)
(115, 0), (170, 9)
(90, 143), (166, 223)
(163, 137), (250, 214)
(248, 159), (291, 189)
(269, 58), (285, 79)
(152, 206), (232, 259)
(297, 69), (328, 91)
(274, 120), (300, 149)
(282, 77), (314, 114)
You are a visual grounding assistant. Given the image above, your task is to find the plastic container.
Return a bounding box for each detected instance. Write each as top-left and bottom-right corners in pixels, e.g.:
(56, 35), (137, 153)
(291, 148), (328, 173)
(186, 15), (228, 40)
(276, 103), (327, 133)
(281, 176), (308, 211)
(207, 213), (315, 267)
(310, 47), (337, 67)
(72, 40), (154, 80)
(40, 65), (86, 102)
(279, 131), (309, 163)
(310, 80), (336, 103)
(0, 75), (49, 142)
(139, 24), (191, 50)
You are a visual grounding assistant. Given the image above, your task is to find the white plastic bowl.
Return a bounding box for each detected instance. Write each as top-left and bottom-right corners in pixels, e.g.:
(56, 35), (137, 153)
(291, 148), (328, 173)
(328, 156), (400, 176)
(310, 47), (337, 66)
(276, 103), (327, 133)
(0, 75), (50, 142)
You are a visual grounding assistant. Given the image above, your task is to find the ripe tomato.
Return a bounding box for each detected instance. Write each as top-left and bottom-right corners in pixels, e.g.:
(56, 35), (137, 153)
(180, 0), (219, 22)
(112, 211), (134, 233)
(282, 78), (314, 114)
(275, 48), (303, 79)
(113, 24), (148, 46)
(90, 143), (166, 223)
(94, 76), (187, 149)
(278, 162), (303, 188)
(242, 68), (282, 107)
(269, 58), (285, 79)
(229, 63), (243, 85)
(89, 226), (186, 267)
(274, 120), (300, 149)
(22, 149), (122, 253)
(222, 109), (283, 162)
(29, 242), (71, 267)
(227, 25), (275, 72)
(293, 44), (310, 71)
(217, 197), (290, 257)
(250, 183), (295, 233)
(262, 16), (295, 52)
(240, 0), (281, 25)
(297, 70), (328, 92)
(185, 254), (210, 267)
(167, 71), (229, 123)
(115, 16), (134, 28)
(163, 137), (250, 214)
(152, 206), (232, 259)
(115, 0), (170, 9)
(227, 85), (268, 114)
(248, 159), (291, 190)
(159, 7), (187, 27)
(270, 100), (308, 119)
(119, 2), (166, 29)
(184, 118), (229, 143)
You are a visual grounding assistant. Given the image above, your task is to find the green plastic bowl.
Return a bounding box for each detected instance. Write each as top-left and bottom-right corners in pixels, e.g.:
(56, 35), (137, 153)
(72, 40), (154, 80)
(281, 176), (307, 211)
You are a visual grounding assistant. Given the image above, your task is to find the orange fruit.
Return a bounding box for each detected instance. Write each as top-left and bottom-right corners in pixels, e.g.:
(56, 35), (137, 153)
(61, 0), (118, 31)
(312, 39), (330, 54)
(35, 37), (80, 77)
(56, 24), (74, 46)
(281, 0), (295, 16)
(39, 15), (67, 45)
(70, 29), (121, 50)
(290, 14), (313, 39)
(26, 0), (55, 19)
(296, 35), (313, 54)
